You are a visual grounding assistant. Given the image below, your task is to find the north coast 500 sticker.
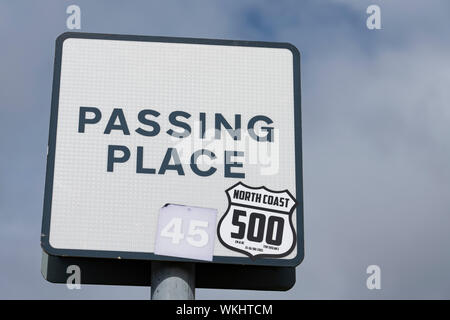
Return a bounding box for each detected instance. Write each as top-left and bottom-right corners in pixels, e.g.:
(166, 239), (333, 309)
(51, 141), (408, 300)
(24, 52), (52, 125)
(217, 182), (297, 259)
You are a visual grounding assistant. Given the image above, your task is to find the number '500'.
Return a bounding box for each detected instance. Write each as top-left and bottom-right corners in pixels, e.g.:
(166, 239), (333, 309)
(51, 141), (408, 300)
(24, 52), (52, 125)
(230, 209), (284, 245)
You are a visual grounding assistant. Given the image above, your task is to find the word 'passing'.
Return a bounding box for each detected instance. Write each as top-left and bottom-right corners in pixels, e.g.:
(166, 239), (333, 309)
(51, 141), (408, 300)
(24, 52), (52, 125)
(77, 106), (276, 178)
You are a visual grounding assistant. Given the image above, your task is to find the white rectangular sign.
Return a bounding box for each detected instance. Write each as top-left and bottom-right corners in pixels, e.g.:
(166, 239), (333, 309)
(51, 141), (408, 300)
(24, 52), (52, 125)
(41, 32), (303, 267)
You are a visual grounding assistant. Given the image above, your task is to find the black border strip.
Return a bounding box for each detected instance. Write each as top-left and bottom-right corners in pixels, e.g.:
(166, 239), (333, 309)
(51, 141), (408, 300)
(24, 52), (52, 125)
(41, 32), (304, 268)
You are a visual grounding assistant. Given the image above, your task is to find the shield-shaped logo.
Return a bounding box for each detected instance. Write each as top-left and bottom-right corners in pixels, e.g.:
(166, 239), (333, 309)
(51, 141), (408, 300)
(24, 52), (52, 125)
(217, 182), (297, 259)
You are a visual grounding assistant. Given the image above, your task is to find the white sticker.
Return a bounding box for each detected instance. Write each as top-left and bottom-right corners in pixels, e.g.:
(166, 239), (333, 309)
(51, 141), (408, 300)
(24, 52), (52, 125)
(154, 204), (217, 261)
(218, 182), (297, 259)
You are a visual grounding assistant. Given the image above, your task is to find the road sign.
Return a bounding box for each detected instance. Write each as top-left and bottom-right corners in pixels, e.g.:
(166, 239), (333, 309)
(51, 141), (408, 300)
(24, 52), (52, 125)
(41, 32), (303, 268)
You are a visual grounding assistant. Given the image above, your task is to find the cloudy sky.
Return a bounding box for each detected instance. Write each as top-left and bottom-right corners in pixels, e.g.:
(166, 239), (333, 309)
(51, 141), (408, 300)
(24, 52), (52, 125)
(1, 0), (450, 299)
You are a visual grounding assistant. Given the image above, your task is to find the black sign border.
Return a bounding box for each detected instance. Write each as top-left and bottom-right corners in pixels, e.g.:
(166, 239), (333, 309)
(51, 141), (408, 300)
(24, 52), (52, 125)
(41, 32), (304, 268)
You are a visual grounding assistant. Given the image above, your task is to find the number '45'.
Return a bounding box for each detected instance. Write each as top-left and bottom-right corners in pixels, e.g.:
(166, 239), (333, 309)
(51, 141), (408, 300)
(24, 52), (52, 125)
(160, 218), (209, 247)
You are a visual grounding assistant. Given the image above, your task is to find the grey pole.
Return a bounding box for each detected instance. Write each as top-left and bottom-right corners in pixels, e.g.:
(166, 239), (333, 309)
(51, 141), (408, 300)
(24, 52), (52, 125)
(151, 261), (195, 300)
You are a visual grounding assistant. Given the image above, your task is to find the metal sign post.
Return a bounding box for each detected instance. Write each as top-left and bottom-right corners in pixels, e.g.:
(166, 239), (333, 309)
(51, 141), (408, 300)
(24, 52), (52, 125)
(151, 261), (195, 300)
